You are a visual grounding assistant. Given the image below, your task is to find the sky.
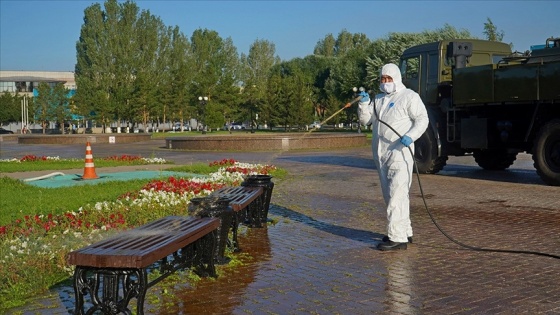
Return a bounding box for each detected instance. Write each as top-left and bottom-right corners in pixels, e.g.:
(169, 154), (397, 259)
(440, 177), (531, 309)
(1, 0), (559, 72)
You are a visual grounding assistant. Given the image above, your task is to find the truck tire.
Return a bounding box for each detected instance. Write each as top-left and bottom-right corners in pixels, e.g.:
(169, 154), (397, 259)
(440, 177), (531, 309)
(414, 128), (447, 174)
(473, 149), (517, 170)
(532, 119), (560, 186)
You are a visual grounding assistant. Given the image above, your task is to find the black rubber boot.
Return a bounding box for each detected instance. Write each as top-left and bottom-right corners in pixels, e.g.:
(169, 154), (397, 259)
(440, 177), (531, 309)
(377, 240), (407, 251)
(382, 235), (413, 243)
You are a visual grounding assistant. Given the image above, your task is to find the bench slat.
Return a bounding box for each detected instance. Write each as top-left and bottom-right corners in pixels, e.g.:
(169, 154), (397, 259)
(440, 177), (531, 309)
(67, 216), (220, 268)
(210, 186), (263, 211)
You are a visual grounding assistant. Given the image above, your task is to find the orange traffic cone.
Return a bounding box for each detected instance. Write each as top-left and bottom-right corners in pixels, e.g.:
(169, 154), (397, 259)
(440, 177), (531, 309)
(82, 141), (99, 179)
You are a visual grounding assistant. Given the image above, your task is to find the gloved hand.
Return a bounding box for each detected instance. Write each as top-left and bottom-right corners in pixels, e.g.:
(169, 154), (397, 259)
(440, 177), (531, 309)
(359, 91), (370, 103)
(400, 135), (413, 147)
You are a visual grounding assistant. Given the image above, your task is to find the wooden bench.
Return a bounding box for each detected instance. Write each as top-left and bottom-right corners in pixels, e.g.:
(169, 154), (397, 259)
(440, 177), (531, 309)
(189, 186), (263, 264)
(67, 215), (220, 315)
(209, 186), (264, 249)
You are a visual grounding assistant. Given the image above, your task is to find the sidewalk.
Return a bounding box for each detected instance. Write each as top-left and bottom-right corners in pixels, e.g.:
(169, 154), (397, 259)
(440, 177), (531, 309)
(3, 140), (560, 314)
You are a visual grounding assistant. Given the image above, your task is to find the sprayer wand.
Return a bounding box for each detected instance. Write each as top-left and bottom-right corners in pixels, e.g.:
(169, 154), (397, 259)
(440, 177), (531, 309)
(311, 96), (363, 129)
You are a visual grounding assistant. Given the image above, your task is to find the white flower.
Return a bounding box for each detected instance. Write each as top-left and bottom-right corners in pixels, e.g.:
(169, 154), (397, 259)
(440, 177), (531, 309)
(0, 158), (21, 163)
(142, 157), (167, 164)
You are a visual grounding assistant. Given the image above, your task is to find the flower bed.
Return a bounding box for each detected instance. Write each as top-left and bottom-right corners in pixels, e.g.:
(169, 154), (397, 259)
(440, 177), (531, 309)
(0, 154), (166, 164)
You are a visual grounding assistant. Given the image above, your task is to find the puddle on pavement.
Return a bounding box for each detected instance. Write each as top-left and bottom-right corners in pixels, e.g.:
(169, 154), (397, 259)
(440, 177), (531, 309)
(146, 226), (272, 314)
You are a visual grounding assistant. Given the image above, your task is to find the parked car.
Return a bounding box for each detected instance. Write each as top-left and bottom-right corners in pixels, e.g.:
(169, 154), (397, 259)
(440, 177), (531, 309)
(231, 123), (245, 130)
(0, 127), (14, 134)
(308, 121), (321, 129)
(173, 123), (190, 131)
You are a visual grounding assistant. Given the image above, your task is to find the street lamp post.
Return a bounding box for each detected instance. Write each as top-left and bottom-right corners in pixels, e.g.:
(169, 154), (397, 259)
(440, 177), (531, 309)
(198, 96), (208, 134)
(250, 85), (257, 134)
(250, 106), (255, 133)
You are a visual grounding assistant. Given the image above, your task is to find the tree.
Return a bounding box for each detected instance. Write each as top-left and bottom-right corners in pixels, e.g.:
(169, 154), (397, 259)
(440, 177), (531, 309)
(34, 83), (69, 134)
(130, 11), (171, 130)
(35, 83), (52, 134)
(75, 1), (117, 131)
(312, 30), (373, 123)
(314, 33), (336, 57)
(0, 92), (23, 125)
(314, 30), (371, 58)
(267, 64), (313, 130)
(189, 28), (240, 129)
(75, 0), (173, 132)
(239, 39), (280, 128)
(289, 73), (314, 129)
(50, 84), (72, 134)
(163, 26), (193, 130)
(483, 17), (505, 42)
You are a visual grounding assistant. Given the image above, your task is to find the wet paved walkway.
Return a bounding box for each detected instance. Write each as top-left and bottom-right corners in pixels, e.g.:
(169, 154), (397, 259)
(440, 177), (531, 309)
(1, 139), (560, 314)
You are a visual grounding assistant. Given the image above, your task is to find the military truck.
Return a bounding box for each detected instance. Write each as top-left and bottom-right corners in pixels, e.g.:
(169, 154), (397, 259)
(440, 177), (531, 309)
(399, 37), (560, 185)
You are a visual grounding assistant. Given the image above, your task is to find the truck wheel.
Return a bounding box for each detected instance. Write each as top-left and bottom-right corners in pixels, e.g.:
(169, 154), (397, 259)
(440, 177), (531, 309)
(414, 128), (447, 174)
(473, 149), (517, 170)
(533, 120), (560, 186)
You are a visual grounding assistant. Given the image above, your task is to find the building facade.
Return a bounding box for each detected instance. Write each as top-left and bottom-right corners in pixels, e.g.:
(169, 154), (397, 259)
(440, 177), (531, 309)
(0, 71), (77, 133)
(0, 70), (76, 96)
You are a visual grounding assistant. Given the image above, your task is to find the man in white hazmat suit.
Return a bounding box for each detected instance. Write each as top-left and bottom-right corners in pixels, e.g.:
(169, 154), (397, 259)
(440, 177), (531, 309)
(349, 63), (429, 251)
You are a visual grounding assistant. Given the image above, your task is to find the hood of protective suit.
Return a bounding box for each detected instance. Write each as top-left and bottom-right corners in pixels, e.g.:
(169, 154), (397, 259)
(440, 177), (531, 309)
(380, 63), (406, 93)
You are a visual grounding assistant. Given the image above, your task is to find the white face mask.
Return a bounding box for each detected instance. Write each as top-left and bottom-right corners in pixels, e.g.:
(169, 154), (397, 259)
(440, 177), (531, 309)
(380, 82), (395, 94)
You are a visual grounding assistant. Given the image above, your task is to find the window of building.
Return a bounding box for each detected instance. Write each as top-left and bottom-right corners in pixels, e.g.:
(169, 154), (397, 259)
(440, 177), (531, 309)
(0, 81), (16, 93)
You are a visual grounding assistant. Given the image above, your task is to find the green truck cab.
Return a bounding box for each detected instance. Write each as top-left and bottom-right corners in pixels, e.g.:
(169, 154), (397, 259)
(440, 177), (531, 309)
(399, 37), (560, 185)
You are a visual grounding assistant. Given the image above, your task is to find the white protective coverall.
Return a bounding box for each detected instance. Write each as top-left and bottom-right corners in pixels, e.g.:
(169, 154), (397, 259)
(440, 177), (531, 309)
(357, 63), (429, 243)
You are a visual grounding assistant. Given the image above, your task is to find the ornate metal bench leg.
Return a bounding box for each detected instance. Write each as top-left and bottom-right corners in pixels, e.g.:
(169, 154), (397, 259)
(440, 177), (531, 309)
(248, 198), (264, 228)
(231, 212), (241, 252)
(73, 267), (144, 315)
(101, 271), (120, 314)
(205, 230), (218, 277)
(134, 269), (149, 315)
(73, 267), (87, 315)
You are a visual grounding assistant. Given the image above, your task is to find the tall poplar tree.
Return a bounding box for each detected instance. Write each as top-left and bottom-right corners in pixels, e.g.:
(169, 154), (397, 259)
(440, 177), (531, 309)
(189, 28), (240, 130)
(163, 26), (193, 130)
(75, 2), (113, 130)
(240, 39), (280, 128)
(75, 0), (170, 132)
